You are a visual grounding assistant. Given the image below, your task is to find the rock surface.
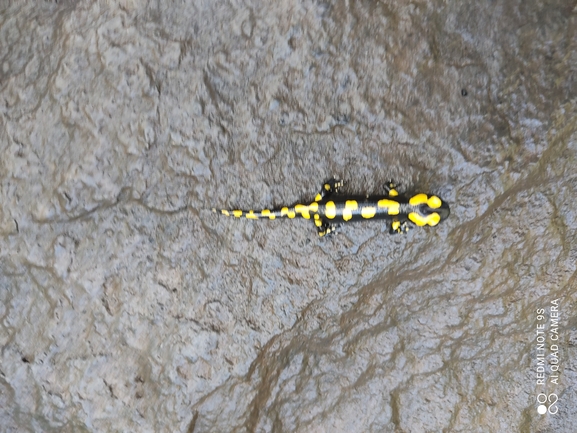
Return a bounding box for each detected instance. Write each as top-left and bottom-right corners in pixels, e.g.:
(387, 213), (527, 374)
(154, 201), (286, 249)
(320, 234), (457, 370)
(1, 1), (576, 432)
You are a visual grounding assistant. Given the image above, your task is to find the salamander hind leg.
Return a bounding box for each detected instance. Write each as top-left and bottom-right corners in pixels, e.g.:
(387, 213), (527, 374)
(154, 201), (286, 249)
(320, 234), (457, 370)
(315, 178), (344, 202)
(318, 222), (339, 237)
(314, 214), (339, 237)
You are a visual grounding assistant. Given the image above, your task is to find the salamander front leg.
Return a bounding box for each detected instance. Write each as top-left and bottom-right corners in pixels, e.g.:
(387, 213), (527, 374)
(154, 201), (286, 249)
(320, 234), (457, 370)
(383, 180), (400, 197)
(315, 178), (344, 202)
(389, 219), (411, 235)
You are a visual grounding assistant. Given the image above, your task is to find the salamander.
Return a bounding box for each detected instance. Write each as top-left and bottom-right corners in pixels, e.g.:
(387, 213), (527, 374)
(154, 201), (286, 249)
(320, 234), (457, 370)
(212, 179), (450, 237)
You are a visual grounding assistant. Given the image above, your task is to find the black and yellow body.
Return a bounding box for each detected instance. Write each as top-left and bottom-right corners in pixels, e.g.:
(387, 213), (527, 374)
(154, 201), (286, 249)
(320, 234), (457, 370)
(213, 179), (450, 237)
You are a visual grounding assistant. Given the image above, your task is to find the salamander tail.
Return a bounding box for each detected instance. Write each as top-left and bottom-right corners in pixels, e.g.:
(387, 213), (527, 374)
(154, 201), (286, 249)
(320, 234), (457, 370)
(212, 208), (281, 219)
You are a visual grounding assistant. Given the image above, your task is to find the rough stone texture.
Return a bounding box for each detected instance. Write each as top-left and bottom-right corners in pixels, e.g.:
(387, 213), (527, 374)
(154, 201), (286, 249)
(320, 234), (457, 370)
(1, 1), (576, 432)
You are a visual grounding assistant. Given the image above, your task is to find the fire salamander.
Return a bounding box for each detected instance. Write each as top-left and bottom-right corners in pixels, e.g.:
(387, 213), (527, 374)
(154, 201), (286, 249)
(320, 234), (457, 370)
(212, 179), (450, 237)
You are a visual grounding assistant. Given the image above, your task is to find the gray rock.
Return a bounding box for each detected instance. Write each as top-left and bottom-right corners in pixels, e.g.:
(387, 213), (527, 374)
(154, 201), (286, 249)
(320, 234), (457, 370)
(1, 1), (575, 432)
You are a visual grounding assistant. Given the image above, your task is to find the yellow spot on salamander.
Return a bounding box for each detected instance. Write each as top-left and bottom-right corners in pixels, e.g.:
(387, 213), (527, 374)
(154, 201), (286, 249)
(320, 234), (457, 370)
(428, 213), (441, 226)
(261, 209), (275, 220)
(324, 184), (331, 191)
(315, 193), (323, 202)
(221, 210), (230, 216)
(361, 206), (377, 219)
(295, 204), (310, 219)
(409, 194), (428, 206)
(377, 199), (400, 215)
(246, 211), (258, 219)
(233, 210), (243, 218)
(309, 202), (318, 213)
(427, 195), (442, 209)
(392, 220), (401, 231)
(342, 200), (358, 221)
(408, 212), (441, 226)
(281, 207), (289, 216)
(389, 189), (399, 197)
(314, 217), (322, 227)
(325, 201), (336, 219)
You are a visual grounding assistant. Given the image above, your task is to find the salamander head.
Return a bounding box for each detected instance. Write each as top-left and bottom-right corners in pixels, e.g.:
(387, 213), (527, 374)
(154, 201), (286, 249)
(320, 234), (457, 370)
(407, 193), (450, 227)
